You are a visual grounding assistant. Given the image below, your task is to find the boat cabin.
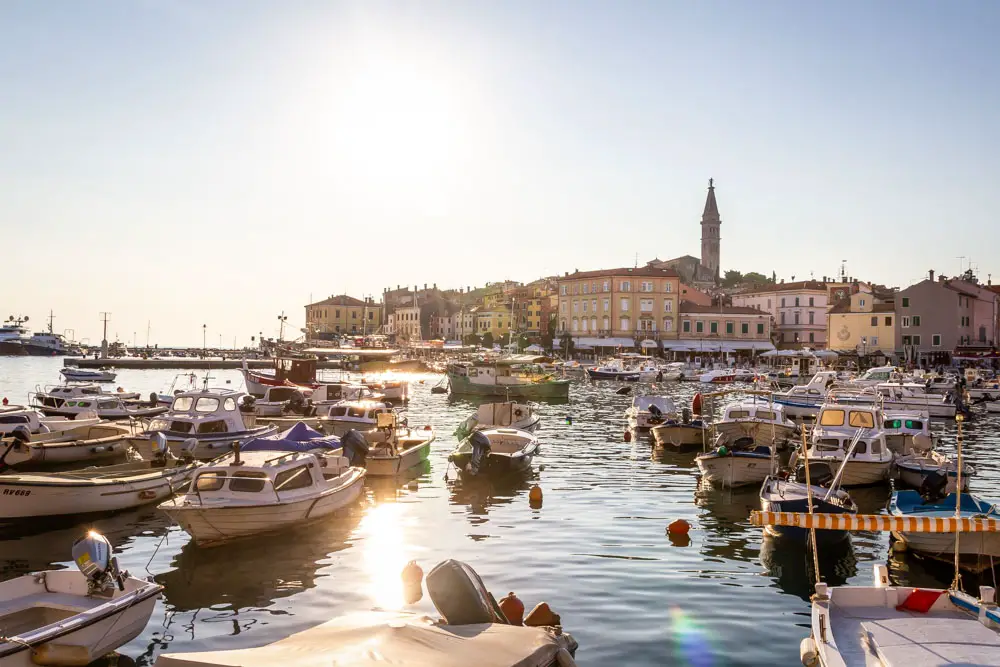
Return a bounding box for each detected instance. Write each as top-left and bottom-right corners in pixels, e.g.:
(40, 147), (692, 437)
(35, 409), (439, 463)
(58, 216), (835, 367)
(187, 450), (348, 505)
(720, 400), (788, 425)
(882, 411), (933, 455)
(629, 396), (677, 416)
(472, 402), (534, 427)
(810, 403), (888, 457)
(325, 400), (394, 425)
(857, 365), (899, 384)
(148, 390), (251, 436)
(310, 383), (372, 404)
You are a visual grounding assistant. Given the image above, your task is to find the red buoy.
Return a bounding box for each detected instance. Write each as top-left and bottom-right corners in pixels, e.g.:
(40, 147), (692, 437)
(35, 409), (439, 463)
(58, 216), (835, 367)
(668, 518), (691, 535)
(623, 430), (632, 443)
(691, 393), (702, 415)
(499, 592), (525, 625)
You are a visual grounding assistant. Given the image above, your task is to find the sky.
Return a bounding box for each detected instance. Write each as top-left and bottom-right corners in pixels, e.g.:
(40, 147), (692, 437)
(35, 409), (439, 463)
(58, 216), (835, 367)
(2, 0), (998, 346)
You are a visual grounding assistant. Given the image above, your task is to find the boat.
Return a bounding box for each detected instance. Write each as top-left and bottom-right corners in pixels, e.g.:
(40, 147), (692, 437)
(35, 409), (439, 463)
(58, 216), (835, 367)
(23, 332), (71, 356)
(153, 559), (577, 667)
(447, 428), (539, 477)
(61, 367), (117, 382)
(660, 361), (690, 381)
(341, 414), (436, 477)
(363, 377), (409, 402)
(0, 435), (199, 521)
(770, 371), (837, 419)
(698, 368), (739, 384)
(0, 316), (29, 356)
(0, 422), (133, 470)
(448, 357), (570, 399)
(241, 355), (319, 396)
(0, 404), (103, 442)
(712, 399), (797, 447)
(695, 436), (772, 488)
(894, 452), (974, 493)
(320, 400), (398, 437)
(650, 411), (709, 453)
(0, 530), (162, 666)
(129, 389), (277, 461)
(158, 444), (365, 547)
(31, 384), (165, 420)
(882, 410), (935, 455)
(890, 489), (1000, 568)
(758, 468), (858, 545)
(804, 402), (893, 486)
(250, 385), (313, 417)
(454, 402), (541, 441)
(985, 401), (1000, 413)
(625, 395), (676, 432)
(586, 358), (640, 381)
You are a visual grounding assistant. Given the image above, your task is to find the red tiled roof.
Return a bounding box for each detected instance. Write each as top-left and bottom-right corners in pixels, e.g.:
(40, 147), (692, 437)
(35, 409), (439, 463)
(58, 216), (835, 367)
(679, 301), (766, 315)
(736, 280), (828, 295)
(559, 266), (679, 280)
(308, 294), (369, 307)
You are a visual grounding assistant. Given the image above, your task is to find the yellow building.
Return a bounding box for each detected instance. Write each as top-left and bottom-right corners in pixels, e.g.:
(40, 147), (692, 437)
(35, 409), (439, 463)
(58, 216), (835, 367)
(556, 266), (681, 340)
(306, 295), (382, 338)
(475, 307), (512, 338)
(826, 292), (896, 353)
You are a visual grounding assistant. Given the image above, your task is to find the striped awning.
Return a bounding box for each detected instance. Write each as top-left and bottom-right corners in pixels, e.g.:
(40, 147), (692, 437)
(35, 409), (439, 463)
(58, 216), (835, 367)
(750, 511), (1000, 533)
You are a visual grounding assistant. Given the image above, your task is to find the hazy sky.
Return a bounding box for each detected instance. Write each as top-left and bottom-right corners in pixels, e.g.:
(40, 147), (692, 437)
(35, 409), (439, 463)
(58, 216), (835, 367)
(3, 1), (997, 345)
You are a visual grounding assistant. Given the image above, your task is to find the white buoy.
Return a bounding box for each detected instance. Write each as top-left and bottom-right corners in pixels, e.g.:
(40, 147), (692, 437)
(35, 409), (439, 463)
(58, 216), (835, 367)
(799, 637), (819, 666)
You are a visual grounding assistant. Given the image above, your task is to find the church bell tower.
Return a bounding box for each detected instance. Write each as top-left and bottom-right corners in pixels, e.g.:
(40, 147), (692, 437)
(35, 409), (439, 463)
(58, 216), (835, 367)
(700, 178), (721, 279)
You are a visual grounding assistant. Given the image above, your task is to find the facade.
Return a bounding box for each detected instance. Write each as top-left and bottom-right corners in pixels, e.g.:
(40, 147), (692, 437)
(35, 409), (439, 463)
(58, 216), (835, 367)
(556, 266), (681, 341)
(305, 295), (382, 338)
(674, 302), (772, 353)
(826, 292), (896, 354)
(433, 313), (459, 340)
(732, 280), (833, 348)
(679, 283), (713, 307)
(475, 307), (512, 339)
(456, 308), (477, 340)
(394, 304), (422, 342)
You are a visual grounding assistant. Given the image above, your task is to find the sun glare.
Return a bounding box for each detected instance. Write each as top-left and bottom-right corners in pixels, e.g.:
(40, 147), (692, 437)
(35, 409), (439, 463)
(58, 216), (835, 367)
(358, 502), (412, 609)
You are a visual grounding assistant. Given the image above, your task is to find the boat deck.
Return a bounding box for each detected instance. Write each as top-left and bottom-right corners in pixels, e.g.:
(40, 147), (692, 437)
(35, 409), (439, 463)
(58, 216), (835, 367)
(830, 600), (1000, 666)
(0, 592), (98, 637)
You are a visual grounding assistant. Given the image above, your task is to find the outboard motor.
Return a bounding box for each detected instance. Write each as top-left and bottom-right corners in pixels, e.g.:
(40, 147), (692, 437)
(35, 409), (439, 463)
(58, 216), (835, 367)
(468, 431), (492, 476)
(919, 471), (949, 503)
(71, 530), (126, 594)
(648, 404), (663, 421)
(795, 462), (835, 487)
(179, 437), (198, 463)
(681, 407), (691, 424)
(150, 432), (169, 467)
(426, 559), (504, 626)
(341, 429), (370, 467)
(287, 391), (306, 415)
(11, 425), (31, 444)
(239, 395), (256, 414)
(149, 392), (158, 405)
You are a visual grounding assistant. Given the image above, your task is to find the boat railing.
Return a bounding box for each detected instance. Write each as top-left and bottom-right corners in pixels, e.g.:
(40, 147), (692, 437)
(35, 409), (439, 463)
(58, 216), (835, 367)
(182, 471), (286, 506)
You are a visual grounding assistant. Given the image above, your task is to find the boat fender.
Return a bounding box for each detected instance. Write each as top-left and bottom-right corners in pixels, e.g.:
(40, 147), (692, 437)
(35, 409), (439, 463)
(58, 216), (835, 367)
(402, 560), (423, 604)
(799, 637), (819, 666)
(555, 648), (578, 667)
(717, 445), (729, 456)
(30, 644), (93, 666)
(499, 592), (525, 626)
(524, 602), (561, 627)
(692, 393), (702, 415)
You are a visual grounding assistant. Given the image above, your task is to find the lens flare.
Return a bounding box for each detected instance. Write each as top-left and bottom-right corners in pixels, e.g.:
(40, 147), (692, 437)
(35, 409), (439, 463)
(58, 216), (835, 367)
(669, 606), (714, 667)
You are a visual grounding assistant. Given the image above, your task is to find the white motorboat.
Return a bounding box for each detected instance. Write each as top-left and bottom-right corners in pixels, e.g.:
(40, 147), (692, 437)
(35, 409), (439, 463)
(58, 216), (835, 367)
(61, 366), (117, 382)
(249, 385), (312, 417)
(341, 414), (435, 477)
(0, 531), (162, 666)
(805, 403), (893, 486)
(0, 404), (103, 443)
(660, 361), (690, 381)
(586, 358), (641, 382)
(0, 317), (29, 355)
(894, 451), (974, 493)
(31, 384), (165, 420)
(695, 436), (773, 488)
(0, 436), (198, 521)
(362, 377), (409, 402)
(625, 395), (677, 431)
(159, 446), (365, 547)
(698, 368), (739, 384)
(650, 413), (709, 453)
(447, 428), (539, 478)
(0, 422), (132, 470)
(322, 400), (397, 437)
(770, 371), (839, 419)
(882, 411), (935, 455)
(129, 389), (278, 461)
(454, 402), (541, 441)
(712, 399), (797, 447)
(890, 489), (1000, 567)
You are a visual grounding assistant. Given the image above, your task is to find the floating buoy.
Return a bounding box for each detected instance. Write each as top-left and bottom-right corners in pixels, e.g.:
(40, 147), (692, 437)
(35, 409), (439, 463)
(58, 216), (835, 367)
(524, 601), (561, 627)
(401, 560), (423, 585)
(1, 397), (6, 406)
(499, 592), (525, 625)
(623, 430), (632, 443)
(565, 416), (573, 425)
(667, 518), (690, 535)
(528, 485), (543, 503)
(692, 393), (702, 415)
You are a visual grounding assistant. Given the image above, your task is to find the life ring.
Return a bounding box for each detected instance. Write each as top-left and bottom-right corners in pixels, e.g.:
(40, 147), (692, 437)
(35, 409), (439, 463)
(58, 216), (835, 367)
(514, 408), (524, 418)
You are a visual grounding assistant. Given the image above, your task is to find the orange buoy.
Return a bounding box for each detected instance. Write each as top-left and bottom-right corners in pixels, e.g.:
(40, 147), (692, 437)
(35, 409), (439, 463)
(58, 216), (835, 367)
(499, 592), (525, 625)
(524, 601), (561, 627)
(528, 485), (543, 503)
(1, 397), (6, 406)
(691, 393), (702, 415)
(667, 518), (691, 535)
(623, 430), (632, 442)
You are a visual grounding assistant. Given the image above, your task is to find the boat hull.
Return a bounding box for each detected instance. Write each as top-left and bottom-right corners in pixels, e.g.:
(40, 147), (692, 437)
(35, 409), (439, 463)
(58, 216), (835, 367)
(366, 439), (432, 477)
(586, 369), (640, 381)
(129, 425), (279, 461)
(447, 374), (570, 399)
(650, 424), (708, 452)
(450, 451), (534, 478)
(161, 470), (365, 546)
(714, 421), (797, 446)
(0, 341), (27, 356)
(807, 457), (892, 487)
(696, 452), (771, 488)
(760, 495), (853, 545)
(21, 343), (67, 356)
(895, 462), (971, 493)
(1, 436), (130, 469)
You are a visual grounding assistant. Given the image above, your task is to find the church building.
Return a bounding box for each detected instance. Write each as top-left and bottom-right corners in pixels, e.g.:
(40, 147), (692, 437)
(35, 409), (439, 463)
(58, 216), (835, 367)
(647, 179), (722, 288)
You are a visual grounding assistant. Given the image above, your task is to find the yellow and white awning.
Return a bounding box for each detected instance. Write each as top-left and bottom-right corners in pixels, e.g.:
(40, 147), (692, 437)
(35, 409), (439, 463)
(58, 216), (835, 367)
(750, 511), (1000, 533)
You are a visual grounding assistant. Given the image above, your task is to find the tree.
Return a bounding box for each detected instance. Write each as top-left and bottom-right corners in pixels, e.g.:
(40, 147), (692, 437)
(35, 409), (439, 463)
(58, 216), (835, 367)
(517, 333), (530, 351)
(721, 269), (743, 288)
(742, 271), (771, 286)
(462, 333), (479, 346)
(481, 331), (494, 349)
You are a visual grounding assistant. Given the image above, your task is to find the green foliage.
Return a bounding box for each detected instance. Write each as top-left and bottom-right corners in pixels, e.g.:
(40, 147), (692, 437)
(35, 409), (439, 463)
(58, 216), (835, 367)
(721, 270), (743, 287)
(482, 331), (494, 348)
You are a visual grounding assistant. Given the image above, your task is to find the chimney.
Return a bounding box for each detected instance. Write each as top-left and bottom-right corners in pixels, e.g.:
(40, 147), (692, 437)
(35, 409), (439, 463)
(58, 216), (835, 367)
(929, 269), (935, 282)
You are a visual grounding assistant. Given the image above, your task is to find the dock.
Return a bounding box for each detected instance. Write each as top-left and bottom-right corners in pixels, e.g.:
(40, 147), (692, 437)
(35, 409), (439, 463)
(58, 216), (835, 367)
(65, 357), (429, 372)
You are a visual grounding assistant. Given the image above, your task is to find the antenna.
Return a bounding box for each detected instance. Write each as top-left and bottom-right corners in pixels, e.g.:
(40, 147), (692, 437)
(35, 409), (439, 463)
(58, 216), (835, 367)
(957, 256), (966, 275)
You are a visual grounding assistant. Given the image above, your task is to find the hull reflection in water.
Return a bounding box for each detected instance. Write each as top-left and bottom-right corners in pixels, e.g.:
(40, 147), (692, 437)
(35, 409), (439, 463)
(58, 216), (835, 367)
(366, 459), (431, 504)
(448, 473), (535, 522)
(759, 533), (857, 602)
(156, 509), (364, 614)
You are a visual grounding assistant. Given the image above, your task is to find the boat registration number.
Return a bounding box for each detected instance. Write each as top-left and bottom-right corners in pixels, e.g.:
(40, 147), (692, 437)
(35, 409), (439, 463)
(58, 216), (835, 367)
(2, 489), (30, 496)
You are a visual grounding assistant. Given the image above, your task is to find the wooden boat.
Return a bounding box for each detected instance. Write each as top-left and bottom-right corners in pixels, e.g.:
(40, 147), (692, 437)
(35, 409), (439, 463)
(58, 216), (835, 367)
(0, 439), (199, 521)
(0, 531), (162, 666)
(241, 355), (319, 396)
(341, 415), (435, 477)
(650, 413), (709, 453)
(695, 436), (772, 488)
(447, 357), (569, 399)
(625, 396), (676, 432)
(890, 489), (1000, 568)
(0, 422), (132, 470)
(712, 399), (797, 447)
(454, 402), (540, 441)
(804, 403), (893, 486)
(586, 359), (641, 381)
(447, 428), (539, 478)
(0, 404), (105, 443)
(159, 447), (364, 547)
(129, 389), (277, 461)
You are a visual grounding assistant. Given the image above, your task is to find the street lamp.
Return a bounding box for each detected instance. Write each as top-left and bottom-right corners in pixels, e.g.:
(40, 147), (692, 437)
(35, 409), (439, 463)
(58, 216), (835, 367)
(277, 312), (288, 342)
(202, 324), (207, 356)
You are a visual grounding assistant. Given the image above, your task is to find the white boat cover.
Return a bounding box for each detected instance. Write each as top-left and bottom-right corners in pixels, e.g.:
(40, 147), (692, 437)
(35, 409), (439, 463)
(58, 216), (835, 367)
(155, 611), (574, 667)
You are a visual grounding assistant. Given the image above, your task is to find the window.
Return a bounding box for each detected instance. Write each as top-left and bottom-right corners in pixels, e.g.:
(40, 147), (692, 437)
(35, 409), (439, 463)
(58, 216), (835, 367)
(640, 281), (653, 292)
(195, 397), (220, 413)
(620, 317), (630, 331)
(885, 317), (892, 326)
(757, 323), (764, 334)
(572, 319), (579, 331)
(859, 299), (865, 306)
(275, 464), (314, 491)
(901, 316), (910, 328)
(664, 300), (672, 313)
(581, 318), (588, 331)
(809, 297), (814, 307)
(665, 282), (673, 293)
(794, 312), (800, 325)
(230, 471), (267, 493)
(573, 301), (579, 313)
(224, 397), (236, 411)
(794, 297), (800, 307)
(640, 299), (653, 312)
(871, 316), (878, 326)
(912, 316), (921, 326)
(726, 322), (734, 335)
(336, 309), (341, 318)
(902, 297), (909, 307)
(582, 301), (588, 313)
(603, 280), (609, 292)
(682, 320), (691, 333)
(871, 336), (878, 345)
(848, 411), (874, 428)
(808, 311), (815, 325)
(809, 332), (815, 342)
(767, 299), (771, 308)
(819, 409), (845, 426)
(591, 317), (597, 331)
(696, 321), (704, 333)
(195, 471), (226, 492)
(602, 316), (609, 330)
(173, 396), (194, 411)
(602, 299), (610, 311)
(780, 312), (786, 324)
(621, 281), (631, 292)
(912, 335), (921, 345)
(561, 302), (567, 314)
(932, 334), (941, 347)
(902, 335), (912, 345)
(620, 298), (630, 311)
(369, 312), (374, 320)
(710, 322), (718, 334)
(583, 283), (589, 294)
(741, 323), (749, 334)
(560, 286), (567, 296)
(664, 319), (673, 332)
(781, 297), (786, 307)
(591, 299), (597, 312)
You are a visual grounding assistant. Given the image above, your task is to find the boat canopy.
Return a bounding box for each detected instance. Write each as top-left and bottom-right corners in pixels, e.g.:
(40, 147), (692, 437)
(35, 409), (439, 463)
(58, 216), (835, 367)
(241, 422), (341, 453)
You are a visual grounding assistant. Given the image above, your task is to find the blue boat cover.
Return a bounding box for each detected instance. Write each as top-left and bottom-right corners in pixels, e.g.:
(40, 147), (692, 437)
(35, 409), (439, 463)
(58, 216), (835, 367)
(241, 422), (341, 453)
(891, 490), (999, 516)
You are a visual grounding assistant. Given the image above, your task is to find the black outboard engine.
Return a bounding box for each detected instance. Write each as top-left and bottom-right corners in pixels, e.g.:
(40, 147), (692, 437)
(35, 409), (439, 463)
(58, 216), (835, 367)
(468, 430), (492, 476)
(341, 429), (370, 467)
(648, 404), (663, 421)
(239, 395), (256, 414)
(795, 462), (834, 487)
(681, 407), (691, 424)
(287, 391), (306, 415)
(149, 392), (158, 405)
(919, 471), (949, 503)
(426, 559), (504, 625)
(150, 432), (169, 468)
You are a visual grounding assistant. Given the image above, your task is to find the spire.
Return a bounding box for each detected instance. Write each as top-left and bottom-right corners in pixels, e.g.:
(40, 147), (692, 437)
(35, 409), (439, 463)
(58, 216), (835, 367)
(702, 178), (719, 219)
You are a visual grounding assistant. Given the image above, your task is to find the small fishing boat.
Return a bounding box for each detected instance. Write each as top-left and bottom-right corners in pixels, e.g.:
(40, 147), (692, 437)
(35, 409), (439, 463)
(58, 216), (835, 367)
(159, 445), (365, 547)
(660, 361), (690, 381)
(130, 389), (277, 461)
(447, 428), (539, 477)
(625, 395), (676, 432)
(60, 366), (117, 382)
(586, 358), (641, 381)
(695, 436), (772, 488)
(894, 452), (974, 493)
(698, 368), (738, 384)
(0, 404), (103, 443)
(758, 466), (857, 545)
(241, 355), (319, 397)
(0, 422), (132, 470)
(890, 489), (1000, 568)
(0, 436), (199, 521)
(322, 400), (396, 437)
(340, 413), (436, 477)
(650, 412), (709, 453)
(712, 399), (797, 447)
(454, 402), (541, 441)
(448, 358), (570, 399)
(0, 531), (162, 666)
(882, 410), (935, 455)
(804, 403), (893, 486)
(31, 385), (165, 420)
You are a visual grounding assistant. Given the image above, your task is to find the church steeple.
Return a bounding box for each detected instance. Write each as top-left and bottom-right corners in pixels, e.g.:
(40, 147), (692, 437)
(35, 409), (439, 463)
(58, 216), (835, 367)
(700, 178), (721, 280)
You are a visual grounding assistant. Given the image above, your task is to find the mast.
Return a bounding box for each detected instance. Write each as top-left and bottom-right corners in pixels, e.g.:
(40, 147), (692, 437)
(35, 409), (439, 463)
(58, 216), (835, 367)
(47, 310), (55, 334)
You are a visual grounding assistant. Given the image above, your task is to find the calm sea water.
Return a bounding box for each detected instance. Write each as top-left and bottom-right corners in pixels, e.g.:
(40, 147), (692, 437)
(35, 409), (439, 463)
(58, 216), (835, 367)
(2, 357), (998, 666)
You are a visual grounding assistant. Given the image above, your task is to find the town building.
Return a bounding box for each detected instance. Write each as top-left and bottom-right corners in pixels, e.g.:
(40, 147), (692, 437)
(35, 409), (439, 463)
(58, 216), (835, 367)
(670, 301), (773, 355)
(556, 266), (681, 344)
(394, 299), (423, 342)
(475, 306), (512, 339)
(826, 291), (896, 354)
(732, 280), (835, 348)
(305, 295), (381, 339)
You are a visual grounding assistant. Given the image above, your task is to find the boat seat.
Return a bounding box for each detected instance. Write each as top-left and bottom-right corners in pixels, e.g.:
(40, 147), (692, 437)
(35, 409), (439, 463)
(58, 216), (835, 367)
(860, 614), (1000, 666)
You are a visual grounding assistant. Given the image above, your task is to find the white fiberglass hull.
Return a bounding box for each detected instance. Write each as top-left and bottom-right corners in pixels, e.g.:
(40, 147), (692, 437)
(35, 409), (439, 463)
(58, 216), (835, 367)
(366, 439), (432, 477)
(0, 436), (129, 468)
(696, 453), (771, 488)
(161, 469), (365, 546)
(892, 528), (1000, 560)
(650, 424), (708, 451)
(714, 421), (796, 446)
(807, 456), (892, 486)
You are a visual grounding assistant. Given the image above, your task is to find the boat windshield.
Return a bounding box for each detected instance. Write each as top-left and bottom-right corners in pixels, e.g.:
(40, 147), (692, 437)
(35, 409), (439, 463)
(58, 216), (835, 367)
(195, 397), (220, 413)
(848, 411), (874, 428)
(173, 396), (194, 411)
(819, 409), (845, 426)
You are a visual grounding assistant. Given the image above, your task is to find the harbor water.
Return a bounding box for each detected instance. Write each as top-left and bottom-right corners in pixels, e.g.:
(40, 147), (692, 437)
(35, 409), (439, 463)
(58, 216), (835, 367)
(2, 358), (998, 666)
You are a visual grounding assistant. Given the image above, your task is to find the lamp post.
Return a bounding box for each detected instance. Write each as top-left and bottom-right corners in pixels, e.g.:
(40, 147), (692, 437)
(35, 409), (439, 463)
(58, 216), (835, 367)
(277, 312), (288, 342)
(202, 324), (207, 357)
(860, 335), (868, 370)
